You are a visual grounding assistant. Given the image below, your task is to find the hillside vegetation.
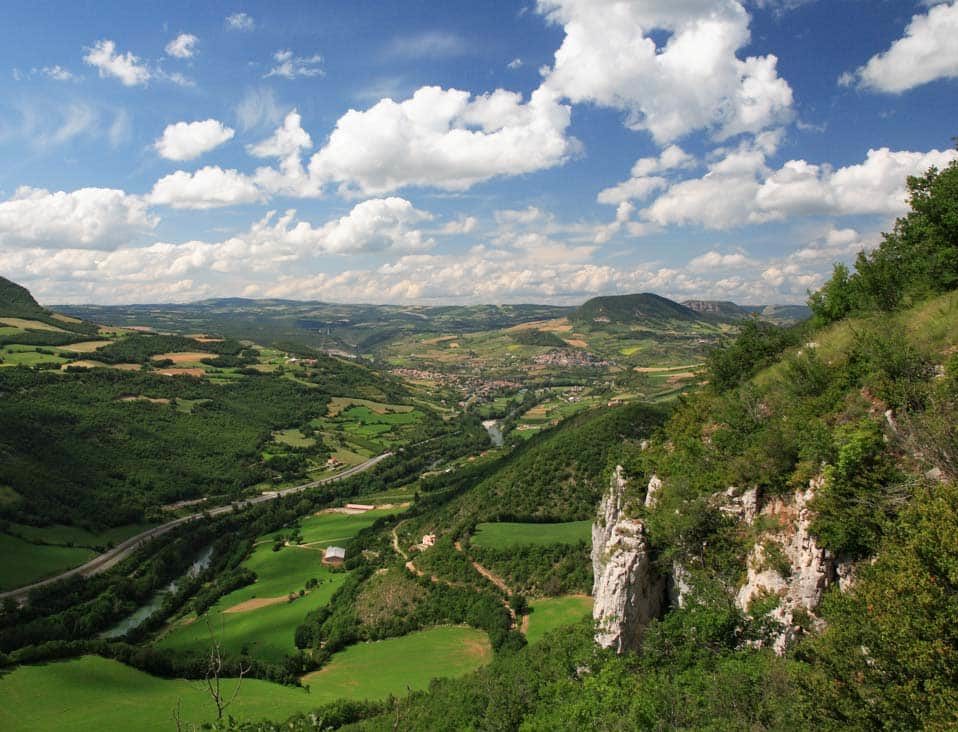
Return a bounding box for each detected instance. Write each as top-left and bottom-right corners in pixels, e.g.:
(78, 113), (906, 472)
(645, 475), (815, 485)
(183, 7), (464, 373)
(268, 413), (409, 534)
(230, 146), (958, 731)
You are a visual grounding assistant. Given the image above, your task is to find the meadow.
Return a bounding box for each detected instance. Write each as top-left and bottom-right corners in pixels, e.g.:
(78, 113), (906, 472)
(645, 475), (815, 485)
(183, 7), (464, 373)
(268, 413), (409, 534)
(0, 656), (321, 732)
(524, 595), (593, 644)
(470, 521), (592, 549)
(302, 626), (492, 701)
(0, 523), (155, 591)
(158, 509), (398, 663)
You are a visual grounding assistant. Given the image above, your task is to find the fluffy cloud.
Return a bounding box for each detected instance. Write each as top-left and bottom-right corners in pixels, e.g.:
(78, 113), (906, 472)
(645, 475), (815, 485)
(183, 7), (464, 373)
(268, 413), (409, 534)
(843, 1), (958, 93)
(149, 166), (261, 209)
(165, 33), (198, 59)
(536, 0), (794, 143)
(641, 144), (958, 229)
(225, 13), (255, 32)
(0, 186), (156, 249)
(264, 50), (324, 79)
(248, 111), (317, 197)
(83, 39), (151, 86)
(597, 144), (694, 205)
(154, 119), (235, 161)
(441, 216), (478, 235)
(308, 86), (576, 196)
(0, 199), (435, 303)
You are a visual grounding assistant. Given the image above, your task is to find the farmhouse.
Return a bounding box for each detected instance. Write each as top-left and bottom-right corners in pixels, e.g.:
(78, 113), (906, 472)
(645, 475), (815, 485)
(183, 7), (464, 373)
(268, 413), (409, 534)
(323, 546), (346, 565)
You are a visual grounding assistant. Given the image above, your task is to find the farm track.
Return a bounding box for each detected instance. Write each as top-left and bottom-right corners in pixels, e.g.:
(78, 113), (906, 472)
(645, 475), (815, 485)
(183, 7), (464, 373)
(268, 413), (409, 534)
(0, 452), (393, 605)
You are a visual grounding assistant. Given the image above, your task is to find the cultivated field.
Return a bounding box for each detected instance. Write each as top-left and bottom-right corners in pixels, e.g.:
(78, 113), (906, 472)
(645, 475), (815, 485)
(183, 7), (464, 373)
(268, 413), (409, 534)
(470, 521), (592, 549)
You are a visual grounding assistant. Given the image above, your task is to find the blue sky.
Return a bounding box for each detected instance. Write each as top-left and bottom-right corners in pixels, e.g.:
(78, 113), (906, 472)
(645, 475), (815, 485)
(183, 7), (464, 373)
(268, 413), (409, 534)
(0, 0), (956, 305)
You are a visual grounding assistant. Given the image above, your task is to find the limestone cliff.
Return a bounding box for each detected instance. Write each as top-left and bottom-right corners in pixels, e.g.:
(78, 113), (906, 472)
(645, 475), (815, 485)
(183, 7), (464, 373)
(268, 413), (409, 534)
(735, 475), (836, 653)
(592, 467), (665, 653)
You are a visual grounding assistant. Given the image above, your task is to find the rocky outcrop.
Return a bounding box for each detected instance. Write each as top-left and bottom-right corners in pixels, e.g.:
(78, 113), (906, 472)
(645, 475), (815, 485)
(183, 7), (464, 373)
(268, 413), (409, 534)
(644, 474), (663, 509)
(592, 467), (665, 653)
(736, 475), (836, 653)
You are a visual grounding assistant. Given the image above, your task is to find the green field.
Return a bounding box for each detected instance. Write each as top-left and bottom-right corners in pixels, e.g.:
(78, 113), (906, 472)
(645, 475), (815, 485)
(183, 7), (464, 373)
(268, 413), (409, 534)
(524, 595), (593, 644)
(0, 656), (321, 732)
(262, 508), (398, 546)
(470, 521), (592, 549)
(0, 628), (493, 731)
(158, 510), (398, 662)
(0, 345), (69, 367)
(302, 626), (492, 701)
(10, 522), (155, 548)
(0, 533), (93, 591)
(0, 522), (156, 590)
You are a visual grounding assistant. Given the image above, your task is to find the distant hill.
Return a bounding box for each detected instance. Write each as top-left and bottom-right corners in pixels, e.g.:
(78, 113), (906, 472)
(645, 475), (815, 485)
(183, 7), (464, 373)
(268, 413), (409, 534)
(683, 300), (811, 325)
(682, 300), (750, 320)
(0, 276), (46, 318)
(572, 293), (700, 326)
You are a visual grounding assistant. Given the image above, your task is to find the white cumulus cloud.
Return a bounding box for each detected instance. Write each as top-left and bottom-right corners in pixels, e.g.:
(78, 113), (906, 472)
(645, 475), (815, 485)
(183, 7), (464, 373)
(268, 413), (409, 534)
(154, 119), (235, 161)
(165, 33), (198, 59)
(149, 166), (261, 209)
(308, 85), (577, 196)
(844, 1), (958, 93)
(536, 0), (794, 143)
(83, 39), (151, 86)
(0, 186), (156, 249)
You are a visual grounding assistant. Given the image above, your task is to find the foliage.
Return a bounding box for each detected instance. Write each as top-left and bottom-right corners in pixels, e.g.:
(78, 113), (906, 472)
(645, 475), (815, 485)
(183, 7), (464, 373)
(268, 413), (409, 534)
(801, 481), (958, 730)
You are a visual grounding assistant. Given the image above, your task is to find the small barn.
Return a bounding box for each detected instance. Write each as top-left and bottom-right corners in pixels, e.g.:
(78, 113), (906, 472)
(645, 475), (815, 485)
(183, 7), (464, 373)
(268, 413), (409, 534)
(323, 546), (346, 565)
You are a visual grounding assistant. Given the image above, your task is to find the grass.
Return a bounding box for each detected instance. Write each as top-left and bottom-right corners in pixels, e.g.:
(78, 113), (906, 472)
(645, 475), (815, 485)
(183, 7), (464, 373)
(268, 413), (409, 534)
(9, 522), (154, 549)
(470, 521), (592, 549)
(273, 428), (316, 448)
(58, 340), (112, 353)
(524, 596), (593, 644)
(159, 510), (398, 663)
(158, 550), (345, 663)
(0, 317), (66, 332)
(302, 626), (492, 702)
(0, 346), (69, 367)
(327, 397), (414, 417)
(0, 533), (94, 591)
(0, 656), (322, 732)
(258, 508), (400, 548)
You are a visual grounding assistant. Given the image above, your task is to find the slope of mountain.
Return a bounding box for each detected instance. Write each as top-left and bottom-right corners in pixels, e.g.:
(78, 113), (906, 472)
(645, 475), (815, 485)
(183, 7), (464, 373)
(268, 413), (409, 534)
(572, 293), (701, 326)
(0, 275), (46, 317)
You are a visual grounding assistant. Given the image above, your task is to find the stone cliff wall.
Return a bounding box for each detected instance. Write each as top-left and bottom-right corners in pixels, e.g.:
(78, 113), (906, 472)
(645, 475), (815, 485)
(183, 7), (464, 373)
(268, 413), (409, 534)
(592, 467), (665, 653)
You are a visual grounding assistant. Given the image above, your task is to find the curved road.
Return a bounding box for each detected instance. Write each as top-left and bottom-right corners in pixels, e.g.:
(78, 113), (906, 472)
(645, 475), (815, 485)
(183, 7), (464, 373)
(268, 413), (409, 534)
(0, 452), (393, 604)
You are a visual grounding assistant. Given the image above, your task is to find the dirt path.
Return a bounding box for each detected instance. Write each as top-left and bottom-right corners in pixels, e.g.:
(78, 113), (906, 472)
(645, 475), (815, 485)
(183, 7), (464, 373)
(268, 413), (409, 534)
(453, 540), (517, 627)
(391, 522), (409, 560)
(1, 452), (394, 605)
(454, 540), (512, 594)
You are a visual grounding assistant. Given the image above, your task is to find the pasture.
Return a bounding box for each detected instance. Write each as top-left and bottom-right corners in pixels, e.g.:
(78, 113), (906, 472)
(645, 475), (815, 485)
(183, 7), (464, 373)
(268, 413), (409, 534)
(302, 626), (492, 702)
(158, 509), (397, 663)
(524, 595), (593, 644)
(0, 533), (93, 591)
(470, 521), (592, 549)
(0, 656), (321, 732)
(0, 523), (153, 591)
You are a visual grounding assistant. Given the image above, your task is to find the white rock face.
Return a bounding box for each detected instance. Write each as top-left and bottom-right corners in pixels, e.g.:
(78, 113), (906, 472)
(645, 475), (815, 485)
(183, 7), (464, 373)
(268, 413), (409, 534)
(644, 474), (663, 508)
(592, 466), (665, 653)
(716, 486), (759, 524)
(736, 474), (835, 653)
